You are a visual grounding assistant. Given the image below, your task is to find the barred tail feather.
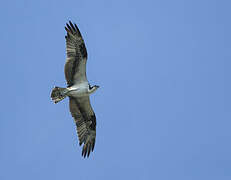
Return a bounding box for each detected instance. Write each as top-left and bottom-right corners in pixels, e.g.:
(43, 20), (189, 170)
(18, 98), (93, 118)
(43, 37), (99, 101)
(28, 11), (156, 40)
(51, 87), (68, 103)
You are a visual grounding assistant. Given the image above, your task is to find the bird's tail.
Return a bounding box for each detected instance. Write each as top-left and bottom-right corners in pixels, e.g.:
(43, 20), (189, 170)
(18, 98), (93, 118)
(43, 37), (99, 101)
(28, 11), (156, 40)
(51, 86), (68, 103)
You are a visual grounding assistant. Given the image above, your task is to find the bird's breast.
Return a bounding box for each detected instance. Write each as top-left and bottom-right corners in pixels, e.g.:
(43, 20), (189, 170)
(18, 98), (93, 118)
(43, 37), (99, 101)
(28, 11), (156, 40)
(67, 83), (88, 97)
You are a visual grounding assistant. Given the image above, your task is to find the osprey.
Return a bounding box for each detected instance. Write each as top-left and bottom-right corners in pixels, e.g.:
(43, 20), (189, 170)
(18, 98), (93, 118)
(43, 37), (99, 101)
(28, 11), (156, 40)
(51, 21), (99, 158)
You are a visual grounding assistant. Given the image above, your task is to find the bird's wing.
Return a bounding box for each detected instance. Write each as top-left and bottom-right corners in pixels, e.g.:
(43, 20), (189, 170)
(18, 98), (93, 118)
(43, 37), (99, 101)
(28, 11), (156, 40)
(64, 21), (88, 87)
(69, 96), (96, 158)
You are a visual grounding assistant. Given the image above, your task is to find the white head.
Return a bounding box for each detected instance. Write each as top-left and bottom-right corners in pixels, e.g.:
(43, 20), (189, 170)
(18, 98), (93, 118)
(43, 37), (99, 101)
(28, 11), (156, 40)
(88, 85), (100, 94)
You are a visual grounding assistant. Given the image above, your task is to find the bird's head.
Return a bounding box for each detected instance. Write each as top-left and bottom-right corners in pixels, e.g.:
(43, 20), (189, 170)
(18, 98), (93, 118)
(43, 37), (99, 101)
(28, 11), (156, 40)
(94, 85), (100, 89)
(89, 84), (100, 94)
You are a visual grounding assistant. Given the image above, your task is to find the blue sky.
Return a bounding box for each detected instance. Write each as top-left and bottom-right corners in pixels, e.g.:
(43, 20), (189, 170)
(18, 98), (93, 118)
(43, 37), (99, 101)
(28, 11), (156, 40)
(1, 0), (231, 179)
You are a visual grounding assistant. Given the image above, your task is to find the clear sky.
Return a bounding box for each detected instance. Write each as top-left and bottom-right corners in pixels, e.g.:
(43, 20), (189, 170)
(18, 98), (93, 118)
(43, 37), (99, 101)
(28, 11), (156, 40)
(1, 0), (231, 179)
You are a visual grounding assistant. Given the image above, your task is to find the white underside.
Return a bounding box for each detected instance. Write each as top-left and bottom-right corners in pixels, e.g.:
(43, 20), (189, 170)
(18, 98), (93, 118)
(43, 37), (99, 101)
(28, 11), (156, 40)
(67, 81), (89, 98)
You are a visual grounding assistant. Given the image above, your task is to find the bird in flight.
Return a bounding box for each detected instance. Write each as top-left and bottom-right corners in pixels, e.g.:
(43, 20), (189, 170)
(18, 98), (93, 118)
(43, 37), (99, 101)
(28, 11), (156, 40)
(51, 21), (99, 158)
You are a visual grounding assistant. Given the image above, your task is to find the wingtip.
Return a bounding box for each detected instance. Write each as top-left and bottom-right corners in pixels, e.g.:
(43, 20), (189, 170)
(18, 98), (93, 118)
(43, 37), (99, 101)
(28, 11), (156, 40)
(67, 23), (73, 33)
(81, 143), (94, 158)
(82, 148), (87, 158)
(65, 26), (69, 32)
(69, 21), (74, 27)
(91, 142), (95, 152)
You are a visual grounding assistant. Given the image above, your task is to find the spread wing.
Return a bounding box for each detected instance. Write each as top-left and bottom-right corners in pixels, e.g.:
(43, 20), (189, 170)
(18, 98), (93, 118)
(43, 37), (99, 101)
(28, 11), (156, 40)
(69, 97), (96, 158)
(64, 21), (88, 87)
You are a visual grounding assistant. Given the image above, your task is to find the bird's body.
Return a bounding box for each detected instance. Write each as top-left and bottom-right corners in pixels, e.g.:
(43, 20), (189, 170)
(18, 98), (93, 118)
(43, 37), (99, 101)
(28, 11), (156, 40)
(66, 83), (99, 97)
(67, 82), (89, 97)
(51, 21), (99, 158)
